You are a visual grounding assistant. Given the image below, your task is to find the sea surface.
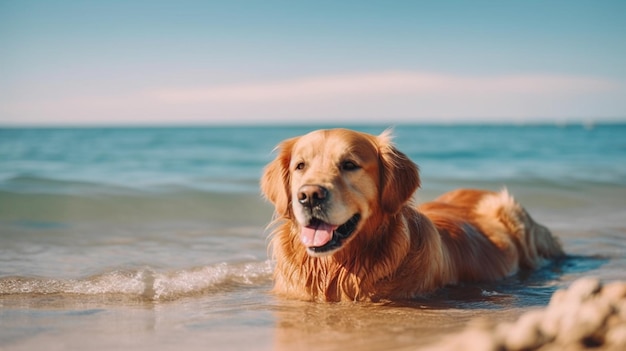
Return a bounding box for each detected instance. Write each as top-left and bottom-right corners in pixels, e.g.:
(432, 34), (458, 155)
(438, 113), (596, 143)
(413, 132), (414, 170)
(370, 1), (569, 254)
(1, 124), (625, 350)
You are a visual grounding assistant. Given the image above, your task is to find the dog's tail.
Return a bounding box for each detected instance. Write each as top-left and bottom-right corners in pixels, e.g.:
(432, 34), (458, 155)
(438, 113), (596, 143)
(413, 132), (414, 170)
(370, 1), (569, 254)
(476, 189), (564, 269)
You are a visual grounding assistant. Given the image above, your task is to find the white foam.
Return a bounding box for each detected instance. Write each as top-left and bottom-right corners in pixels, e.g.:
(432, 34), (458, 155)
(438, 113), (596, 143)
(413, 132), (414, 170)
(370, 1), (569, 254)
(0, 261), (273, 301)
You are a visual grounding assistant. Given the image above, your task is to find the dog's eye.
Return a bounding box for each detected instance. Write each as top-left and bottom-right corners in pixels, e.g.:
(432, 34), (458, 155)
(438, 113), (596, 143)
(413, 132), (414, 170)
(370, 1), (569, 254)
(341, 161), (360, 171)
(295, 162), (306, 171)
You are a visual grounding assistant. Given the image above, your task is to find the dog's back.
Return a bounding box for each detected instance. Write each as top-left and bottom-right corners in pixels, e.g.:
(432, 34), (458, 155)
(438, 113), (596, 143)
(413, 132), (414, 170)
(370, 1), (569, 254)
(418, 188), (564, 283)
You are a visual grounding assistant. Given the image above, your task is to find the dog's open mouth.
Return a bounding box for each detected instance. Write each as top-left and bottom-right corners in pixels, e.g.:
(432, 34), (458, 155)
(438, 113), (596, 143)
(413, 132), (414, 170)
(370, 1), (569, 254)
(300, 214), (361, 254)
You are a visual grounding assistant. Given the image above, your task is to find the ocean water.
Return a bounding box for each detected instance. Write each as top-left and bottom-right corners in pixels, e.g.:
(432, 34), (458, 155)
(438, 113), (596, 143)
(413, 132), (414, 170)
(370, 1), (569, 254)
(1, 124), (625, 350)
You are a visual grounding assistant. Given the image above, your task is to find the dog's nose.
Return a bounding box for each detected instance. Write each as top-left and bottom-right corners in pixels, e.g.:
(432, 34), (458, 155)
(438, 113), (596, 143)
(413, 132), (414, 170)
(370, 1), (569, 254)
(298, 185), (328, 208)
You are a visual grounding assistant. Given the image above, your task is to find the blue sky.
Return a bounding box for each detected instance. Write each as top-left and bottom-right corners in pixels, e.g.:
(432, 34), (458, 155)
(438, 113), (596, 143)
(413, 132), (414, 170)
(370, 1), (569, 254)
(1, 0), (625, 125)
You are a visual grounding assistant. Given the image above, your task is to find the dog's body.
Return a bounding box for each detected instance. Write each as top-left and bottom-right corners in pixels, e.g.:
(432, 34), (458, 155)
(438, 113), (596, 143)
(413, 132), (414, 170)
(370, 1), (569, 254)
(261, 129), (563, 302)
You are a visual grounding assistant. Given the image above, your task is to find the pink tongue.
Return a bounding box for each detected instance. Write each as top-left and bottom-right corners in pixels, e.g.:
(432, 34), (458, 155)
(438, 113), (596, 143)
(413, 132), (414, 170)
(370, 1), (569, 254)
(301, 222), (338, 247)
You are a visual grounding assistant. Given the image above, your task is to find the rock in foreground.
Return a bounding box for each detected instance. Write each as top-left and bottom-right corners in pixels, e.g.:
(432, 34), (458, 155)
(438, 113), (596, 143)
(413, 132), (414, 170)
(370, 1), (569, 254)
(423, 278), (626, 351)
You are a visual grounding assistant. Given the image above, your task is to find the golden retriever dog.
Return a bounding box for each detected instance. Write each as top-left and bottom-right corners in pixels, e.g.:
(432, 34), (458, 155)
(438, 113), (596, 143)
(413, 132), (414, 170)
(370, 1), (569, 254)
(261, 128), (564, 302)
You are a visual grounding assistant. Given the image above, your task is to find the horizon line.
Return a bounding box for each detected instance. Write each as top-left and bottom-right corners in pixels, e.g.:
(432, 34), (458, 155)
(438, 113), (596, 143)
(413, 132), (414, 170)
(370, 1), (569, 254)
(1, 118), (624, 130)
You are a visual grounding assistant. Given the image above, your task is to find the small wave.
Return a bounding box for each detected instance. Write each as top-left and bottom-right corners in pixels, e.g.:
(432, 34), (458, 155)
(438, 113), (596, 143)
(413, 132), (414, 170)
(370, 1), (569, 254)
(0, 261), (273, 301)
(0, 173), (261, 196)
(0, 186), (272, 224)
(480, 289), (502, 297)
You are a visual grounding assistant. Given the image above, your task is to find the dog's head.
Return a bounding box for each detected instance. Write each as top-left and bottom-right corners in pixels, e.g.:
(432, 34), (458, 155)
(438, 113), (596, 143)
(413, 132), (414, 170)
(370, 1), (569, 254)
(261, 129), (420, 257)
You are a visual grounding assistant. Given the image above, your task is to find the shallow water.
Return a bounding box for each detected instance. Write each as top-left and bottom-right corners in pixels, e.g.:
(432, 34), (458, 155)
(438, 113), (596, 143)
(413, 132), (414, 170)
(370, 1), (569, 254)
(1, 124), (625, 350)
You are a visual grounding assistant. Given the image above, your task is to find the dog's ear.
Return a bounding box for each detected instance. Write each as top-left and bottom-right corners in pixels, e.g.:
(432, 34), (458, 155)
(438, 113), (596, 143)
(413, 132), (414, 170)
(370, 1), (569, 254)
(377, 130), (420, 214)
(260, 137), (298, 217)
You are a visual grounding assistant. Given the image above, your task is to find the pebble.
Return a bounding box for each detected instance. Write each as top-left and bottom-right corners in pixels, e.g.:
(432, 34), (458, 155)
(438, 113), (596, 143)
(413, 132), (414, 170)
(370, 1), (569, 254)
(422, 277), (626, 351)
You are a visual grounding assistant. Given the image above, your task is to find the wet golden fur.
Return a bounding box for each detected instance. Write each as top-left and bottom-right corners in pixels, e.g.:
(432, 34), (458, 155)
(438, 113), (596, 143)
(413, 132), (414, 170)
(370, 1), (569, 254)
(261, 128), (564, 302)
